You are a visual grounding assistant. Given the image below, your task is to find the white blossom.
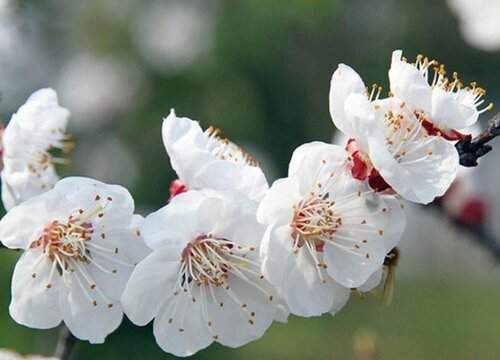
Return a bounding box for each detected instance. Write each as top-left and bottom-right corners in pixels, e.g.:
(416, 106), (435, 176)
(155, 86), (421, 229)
(446, 0), (500, 52)
(257, 142), (406, 317)
(0, 177), (150, 343)
(132, 1), (216, 73)
(0, 349), (59, 360)
(1, 89), (73, 210)
(57, 54), (145, 130)
(122, 189), (283, 357)
(162, 109), (268, 202)
(389, 50), (493, 134)
(329, 62), (459, 204)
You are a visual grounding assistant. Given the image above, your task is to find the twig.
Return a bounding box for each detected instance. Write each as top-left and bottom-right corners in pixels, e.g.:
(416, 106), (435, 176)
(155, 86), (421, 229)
(456, 112), (500, 167)
(54, 325), (76, 360)
(432, 203), (500, 261)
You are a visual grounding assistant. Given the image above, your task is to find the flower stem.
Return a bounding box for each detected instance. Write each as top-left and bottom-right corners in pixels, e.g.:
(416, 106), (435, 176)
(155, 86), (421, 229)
(54, 325), (76, 360)
(431, 203), (500, 261)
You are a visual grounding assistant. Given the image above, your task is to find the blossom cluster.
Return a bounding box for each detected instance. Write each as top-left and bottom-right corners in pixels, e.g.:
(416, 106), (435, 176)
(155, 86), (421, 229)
(0, 50), (492, 357)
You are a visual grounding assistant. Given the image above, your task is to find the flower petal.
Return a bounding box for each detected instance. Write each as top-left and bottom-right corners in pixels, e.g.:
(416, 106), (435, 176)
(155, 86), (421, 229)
(141, 190), (220, 251)
(260, 223), (293, 286)
(256, 178), (298, 226)
(368, 134), (458, 204)
(431, 87), (478, 130)
(59, 272), (123, 344)
(162, 109), (209, 185)
(122, 249), (180, 326)
(389, 50), (432, 112)
(153, 288), (213, 357)
(205, 277), (275, 348)
(0, 190), (73, 249)
(329, 280), (351, 315)
(9, 249), (62, 329)
(323, 192), (388, 288)
(329, 64), (367, 137)
(356, 267), (383, 293)
(281, 248), (334, 317)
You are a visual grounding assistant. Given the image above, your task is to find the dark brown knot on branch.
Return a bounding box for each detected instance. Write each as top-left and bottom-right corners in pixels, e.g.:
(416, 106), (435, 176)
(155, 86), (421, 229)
(456, 112), (500, 167)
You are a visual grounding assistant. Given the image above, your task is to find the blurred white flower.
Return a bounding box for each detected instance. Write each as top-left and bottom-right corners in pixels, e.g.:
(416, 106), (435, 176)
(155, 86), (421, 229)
(56, 54), (145, 129)
(122, 190), (283, 357)
(330, 62), (459, 204)
(0, 1), (49, 107)
(0, 177), (150, 343)
(257, 142), (406, 316)
(71, 133), (139, 189)
(447, 0), (500, 52)
(132, 0), (216, 73)
(0, 348), (59, 360)
(1, 88), (73, 210)
(163, 109), (269, 202)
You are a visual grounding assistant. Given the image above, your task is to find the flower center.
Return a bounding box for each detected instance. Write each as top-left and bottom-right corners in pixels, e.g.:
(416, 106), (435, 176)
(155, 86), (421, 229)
(34, 219), (92, 267)
(292, 194), (340, 253)
(27, 131), (74, 189)
(379, 104), (438, 167)
(178, 234), (254, 289)
(205, 126), (259, 166)
(30, 204), (106, 273)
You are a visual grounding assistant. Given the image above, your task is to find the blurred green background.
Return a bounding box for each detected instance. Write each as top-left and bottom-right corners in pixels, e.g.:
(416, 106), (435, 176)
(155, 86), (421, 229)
(1, 0), (500, 359)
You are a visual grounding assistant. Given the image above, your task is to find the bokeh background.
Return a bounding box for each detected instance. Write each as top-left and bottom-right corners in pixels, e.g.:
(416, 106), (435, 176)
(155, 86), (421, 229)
(1, 0), (500, 359)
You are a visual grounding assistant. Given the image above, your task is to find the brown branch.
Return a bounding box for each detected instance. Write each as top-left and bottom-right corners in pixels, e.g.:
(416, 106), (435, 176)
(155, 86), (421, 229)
(53, 325), (77, 360)
(456, 112), (500, 167)
(431, 203), (500, 261)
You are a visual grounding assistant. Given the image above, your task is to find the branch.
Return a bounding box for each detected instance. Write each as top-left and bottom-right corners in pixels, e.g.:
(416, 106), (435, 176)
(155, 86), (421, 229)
(53, 325), (76, 360)
(432, 203), (500, 261)
(456, 112), (500, 167)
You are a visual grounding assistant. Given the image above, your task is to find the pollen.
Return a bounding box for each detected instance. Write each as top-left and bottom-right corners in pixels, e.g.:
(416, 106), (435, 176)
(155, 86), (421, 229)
(205, 127), (260, 167)
(291, 193), (339, 252)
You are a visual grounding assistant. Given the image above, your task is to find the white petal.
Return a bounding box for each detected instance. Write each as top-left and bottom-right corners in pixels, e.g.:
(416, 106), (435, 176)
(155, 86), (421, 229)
(205, 277), (275, 348)
(153, 288), (212, 357)
(54, 177), (135, 225)
(86, 253), (132, 302)
(329, 64), (367, 137)
(282, 248), (334, 317)
(388, 50), (432, 112)
(431, 87), (478, 130)
(0, 190), (73, 249)
(9, 250), (62, 329)
(288, 141), (354, 195)
(141, 190), (220, 251)
(194, 160), (269, 202)
(323, 201), (387, 288)
(1, 173), (17, 211)
(343, 93), (381, 151)
(356, 267), (383, 293)
(8, 88), (70, 150)
(380, 196), (406, 251)
(162, 110), (210, 185)
(368, 135), (459, 204)
(260, 223), (293, 286)
(59, 272), (123, 344)
(122, 249), (180, 326)
(211, 190), (264, 248)
(329, 280), (351, 315)
(256, 178), (298, 226)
